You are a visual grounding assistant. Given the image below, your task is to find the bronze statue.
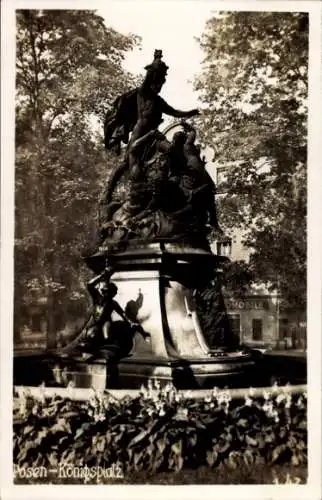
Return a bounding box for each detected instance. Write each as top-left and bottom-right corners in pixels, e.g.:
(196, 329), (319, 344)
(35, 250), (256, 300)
(83, 270), (151, 360)
(103, 50), (199, 206)
(104, 50), (198, 155)
(95, 50), (223, 249)
(78, 48), (241, 383)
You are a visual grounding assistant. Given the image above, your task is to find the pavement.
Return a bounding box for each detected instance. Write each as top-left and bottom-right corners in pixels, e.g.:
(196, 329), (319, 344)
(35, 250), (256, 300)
(265, 349), (307, 358)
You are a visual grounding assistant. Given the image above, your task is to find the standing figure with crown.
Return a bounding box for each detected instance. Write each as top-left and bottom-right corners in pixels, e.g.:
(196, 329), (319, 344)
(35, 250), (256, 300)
(97, 50), (201, 243)
(128, 50), (198, 158)
(104, 50), (199, 156)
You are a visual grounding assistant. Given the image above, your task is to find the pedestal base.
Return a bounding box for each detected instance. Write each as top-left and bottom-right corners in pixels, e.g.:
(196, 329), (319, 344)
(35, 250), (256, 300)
(83, 242), (258, 389)
(116, 355), (257, 389)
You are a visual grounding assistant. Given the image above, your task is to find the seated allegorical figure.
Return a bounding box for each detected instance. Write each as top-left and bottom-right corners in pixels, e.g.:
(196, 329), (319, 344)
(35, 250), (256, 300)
(84, 268), (150, 359)
(86, 268), (131, 345)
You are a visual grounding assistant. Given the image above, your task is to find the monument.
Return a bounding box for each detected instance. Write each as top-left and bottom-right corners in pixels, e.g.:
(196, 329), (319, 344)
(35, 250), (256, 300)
(65, 50), (257, 389)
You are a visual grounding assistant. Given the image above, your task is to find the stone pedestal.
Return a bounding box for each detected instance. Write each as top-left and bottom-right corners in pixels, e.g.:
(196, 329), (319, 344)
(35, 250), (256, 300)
(85, 242), (257, 389)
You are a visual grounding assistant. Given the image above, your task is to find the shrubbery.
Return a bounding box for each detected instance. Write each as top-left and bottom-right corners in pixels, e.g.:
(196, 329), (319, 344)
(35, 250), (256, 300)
(13, 383), (307, 480)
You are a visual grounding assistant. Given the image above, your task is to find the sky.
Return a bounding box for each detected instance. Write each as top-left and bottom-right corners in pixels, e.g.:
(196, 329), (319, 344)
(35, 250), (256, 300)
(97, 2), (218, 111)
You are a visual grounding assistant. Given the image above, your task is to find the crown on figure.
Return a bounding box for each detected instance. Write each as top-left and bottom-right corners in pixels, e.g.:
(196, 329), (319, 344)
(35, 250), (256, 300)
(144, 49), (169, 79)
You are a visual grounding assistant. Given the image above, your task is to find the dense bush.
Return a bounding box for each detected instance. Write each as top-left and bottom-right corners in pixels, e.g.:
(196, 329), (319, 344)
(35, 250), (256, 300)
(13, 384), (307, 478)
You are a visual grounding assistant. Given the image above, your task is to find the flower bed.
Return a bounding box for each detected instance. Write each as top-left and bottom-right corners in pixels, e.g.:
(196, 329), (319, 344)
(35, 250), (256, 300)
(13, 383), (307, 482)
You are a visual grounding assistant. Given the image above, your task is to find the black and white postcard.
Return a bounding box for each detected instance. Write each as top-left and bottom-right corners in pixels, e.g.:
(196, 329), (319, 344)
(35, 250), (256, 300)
(1, 1), (321, 499)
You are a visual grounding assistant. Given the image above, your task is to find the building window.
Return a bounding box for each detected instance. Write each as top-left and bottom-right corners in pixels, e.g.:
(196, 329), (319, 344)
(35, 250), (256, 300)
(216, 239), (232, 257)
(31, 313), (42, 332)
(252, 318), (263, 341)
(228, 314), (240, 338)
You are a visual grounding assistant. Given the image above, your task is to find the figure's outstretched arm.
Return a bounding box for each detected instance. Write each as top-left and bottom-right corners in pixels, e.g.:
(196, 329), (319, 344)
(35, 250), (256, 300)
(160, 98), (199, 119)
(87, 271), (106, 301)
(88, 270), (105, 288)
(87, 268), (113, 299)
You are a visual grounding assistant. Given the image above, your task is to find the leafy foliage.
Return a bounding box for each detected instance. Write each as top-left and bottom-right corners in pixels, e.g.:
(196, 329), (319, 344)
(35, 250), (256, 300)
(195, 12), (307, 314)
(13, 384), (307, 481)
(15, 10), (140, 343)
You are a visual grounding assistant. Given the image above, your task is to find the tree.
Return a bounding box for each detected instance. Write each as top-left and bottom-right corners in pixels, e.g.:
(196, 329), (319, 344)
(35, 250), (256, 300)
(15, 10), (140, 345)
(195, 12), (308, 321)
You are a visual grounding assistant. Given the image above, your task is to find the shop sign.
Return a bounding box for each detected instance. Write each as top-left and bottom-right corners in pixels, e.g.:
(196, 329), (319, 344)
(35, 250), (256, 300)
(226, 298), (270, 310)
